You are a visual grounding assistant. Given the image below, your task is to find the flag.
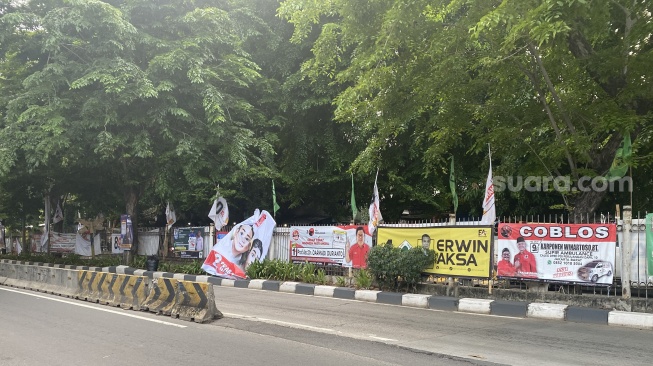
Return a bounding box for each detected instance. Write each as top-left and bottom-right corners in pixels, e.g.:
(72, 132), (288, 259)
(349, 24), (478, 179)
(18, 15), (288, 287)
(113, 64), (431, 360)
(481, 147), (496, 225)
(606, 133), (632, 181)
(450, 156), (458, 213)
(208, 197), (229, 229)
(351, 173), (358, 222)
(272, 180), (280, 217)
(368, 170), (383, 234)
(165, 201), (177, 230)
(53, 201), (64, 224)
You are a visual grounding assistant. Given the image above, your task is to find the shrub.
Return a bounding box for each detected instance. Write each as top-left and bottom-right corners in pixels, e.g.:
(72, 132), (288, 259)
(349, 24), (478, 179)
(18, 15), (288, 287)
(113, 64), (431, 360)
(335, 276), (346, 287)
(367, 243), (435, 292)
(366, 242), (401, 290)
(354, 268), (372, 289)
(315, 268), (327, 285)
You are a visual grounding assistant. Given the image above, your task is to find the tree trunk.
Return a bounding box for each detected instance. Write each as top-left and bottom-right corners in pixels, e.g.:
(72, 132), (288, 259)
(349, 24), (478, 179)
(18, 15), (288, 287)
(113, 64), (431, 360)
(125, 186), (140, 254)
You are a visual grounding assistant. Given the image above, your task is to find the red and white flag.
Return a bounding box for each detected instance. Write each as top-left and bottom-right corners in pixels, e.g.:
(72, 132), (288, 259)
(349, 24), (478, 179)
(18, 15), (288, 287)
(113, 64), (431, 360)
(208, 197), (229, 229)
(368, 171), (383, 234)
(481, 146), (496, 225)
(165, 201), (177, 230)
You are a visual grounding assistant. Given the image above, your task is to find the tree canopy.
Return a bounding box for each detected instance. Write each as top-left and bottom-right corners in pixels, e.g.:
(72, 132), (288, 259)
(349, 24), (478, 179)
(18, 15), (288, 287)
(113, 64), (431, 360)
(0, 0), (650, 239)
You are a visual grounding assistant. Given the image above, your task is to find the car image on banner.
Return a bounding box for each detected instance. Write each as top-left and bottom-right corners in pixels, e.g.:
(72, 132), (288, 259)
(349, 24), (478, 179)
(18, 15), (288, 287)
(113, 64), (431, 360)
(496, 223), (617, 285)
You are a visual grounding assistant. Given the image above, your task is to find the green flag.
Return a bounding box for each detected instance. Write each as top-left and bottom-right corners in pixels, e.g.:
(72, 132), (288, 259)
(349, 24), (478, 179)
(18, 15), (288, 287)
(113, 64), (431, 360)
(450, 156), (458, 213)
(351, 173), (358, 222)
(272, 180), (280, 217)
(606, 133), (632, 181)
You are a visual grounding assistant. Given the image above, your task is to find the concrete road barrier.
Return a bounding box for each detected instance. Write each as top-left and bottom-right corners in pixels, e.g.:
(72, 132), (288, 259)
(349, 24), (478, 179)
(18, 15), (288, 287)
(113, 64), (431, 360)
(171, 281), (222, 323)
(143, 277), (178, 316)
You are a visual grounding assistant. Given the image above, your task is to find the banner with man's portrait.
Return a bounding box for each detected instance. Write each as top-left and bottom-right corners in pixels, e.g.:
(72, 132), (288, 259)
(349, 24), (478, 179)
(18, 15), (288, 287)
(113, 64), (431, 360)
(497, 223), (616, 285)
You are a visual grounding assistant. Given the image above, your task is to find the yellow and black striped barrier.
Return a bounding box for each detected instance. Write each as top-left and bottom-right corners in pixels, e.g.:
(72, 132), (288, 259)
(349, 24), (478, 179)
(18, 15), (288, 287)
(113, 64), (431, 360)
(171, 281), (222, 323)
(143, 278), (178, 316)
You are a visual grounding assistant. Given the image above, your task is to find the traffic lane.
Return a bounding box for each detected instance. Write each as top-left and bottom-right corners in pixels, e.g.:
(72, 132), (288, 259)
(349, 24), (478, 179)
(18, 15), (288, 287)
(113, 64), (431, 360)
(0, 287), (481, 366)
(212, 286), (653, 365)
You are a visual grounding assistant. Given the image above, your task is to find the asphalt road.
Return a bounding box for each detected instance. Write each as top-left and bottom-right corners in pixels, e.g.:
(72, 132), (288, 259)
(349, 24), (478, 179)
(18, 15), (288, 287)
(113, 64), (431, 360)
(211, 286), (653, 366)
(2, 285), (652, 365)
(0, 287), (481, 366)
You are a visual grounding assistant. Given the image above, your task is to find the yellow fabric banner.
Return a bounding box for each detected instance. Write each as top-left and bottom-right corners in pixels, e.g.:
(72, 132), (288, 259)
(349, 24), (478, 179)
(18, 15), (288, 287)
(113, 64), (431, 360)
(377, 226), (493, 278)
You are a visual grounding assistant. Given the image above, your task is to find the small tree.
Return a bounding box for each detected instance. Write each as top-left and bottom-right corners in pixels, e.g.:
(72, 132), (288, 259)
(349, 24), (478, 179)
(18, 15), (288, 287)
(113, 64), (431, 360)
(367, 242), (435, 292)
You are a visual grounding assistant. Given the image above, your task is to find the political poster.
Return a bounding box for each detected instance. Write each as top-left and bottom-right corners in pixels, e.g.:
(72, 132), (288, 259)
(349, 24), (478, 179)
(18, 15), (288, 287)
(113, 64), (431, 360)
(120, 215), (133, 250)
(202, 209), (276, 279)
(378, 226), (493, 278)
(289, 225), (373, 268)
(497, 223), (617, 285)
(49, 232), (76, 253)
(111, 233), (124, 254)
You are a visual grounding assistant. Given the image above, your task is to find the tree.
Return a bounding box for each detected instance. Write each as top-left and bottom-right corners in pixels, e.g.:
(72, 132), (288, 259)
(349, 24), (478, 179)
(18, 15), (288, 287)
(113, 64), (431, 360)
(279, 0), (653, 217)
(0, 0), (277, 250)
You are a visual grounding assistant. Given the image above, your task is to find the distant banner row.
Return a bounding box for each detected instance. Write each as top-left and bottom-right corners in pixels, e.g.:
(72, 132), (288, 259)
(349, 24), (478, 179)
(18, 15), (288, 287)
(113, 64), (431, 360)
(287, 223), (618, 285)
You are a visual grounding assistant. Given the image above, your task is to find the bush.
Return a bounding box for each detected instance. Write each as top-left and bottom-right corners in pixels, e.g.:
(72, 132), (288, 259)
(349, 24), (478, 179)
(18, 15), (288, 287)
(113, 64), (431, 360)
(354, 268), (372, 289)
(366, 242), (401, 290)
(367, 243), (435, 292)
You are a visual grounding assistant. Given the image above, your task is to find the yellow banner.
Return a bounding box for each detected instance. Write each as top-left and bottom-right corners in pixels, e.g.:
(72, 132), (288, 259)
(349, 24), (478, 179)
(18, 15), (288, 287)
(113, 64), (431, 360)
(377, 226), (493, 278)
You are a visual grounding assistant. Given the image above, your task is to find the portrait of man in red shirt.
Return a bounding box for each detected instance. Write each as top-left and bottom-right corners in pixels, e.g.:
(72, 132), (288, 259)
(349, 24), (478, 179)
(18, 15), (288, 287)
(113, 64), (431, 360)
(497, 247), (516, 276)
(345, 226), (369, 269)
(514, 236), (537, 278)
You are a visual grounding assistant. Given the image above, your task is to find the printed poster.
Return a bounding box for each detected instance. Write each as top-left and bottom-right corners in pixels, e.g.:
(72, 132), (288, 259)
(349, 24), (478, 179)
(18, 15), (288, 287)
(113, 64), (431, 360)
(173, 227), (206, 258)
(497, 223), (616, 285)
(289, 225), (373, 268)
(120, 215), (133, 249)
(49, 232), (76, 253)
(202, 209), (276, 279)
(377, 226), (493, 278)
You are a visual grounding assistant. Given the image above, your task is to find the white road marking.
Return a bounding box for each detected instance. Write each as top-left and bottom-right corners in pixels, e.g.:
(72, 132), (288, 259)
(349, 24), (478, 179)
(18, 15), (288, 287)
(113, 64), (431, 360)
(222, 312), (338, 333)
(0, 287), (186, 328)
(369, 335), (398, 342)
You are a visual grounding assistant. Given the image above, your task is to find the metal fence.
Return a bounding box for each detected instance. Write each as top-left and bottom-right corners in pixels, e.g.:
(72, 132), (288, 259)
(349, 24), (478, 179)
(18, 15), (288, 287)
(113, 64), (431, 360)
(264, 211), (653, 298)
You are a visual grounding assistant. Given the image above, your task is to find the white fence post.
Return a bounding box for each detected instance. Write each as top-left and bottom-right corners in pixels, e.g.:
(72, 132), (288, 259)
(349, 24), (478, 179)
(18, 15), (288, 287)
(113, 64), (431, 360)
(622, 205), (632, 300)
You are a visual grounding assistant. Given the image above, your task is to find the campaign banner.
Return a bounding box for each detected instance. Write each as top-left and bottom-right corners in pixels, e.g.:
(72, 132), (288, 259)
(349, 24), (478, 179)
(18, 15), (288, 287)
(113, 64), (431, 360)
(202, 209), (276, 279)
(120, 215), (133, 249)
(377, 226), (493, 278)
(289, 225), (372, 268)
(49, 232), (76, 253)
(173, 227), (206, 254)
(111, 233), (124, 254)
(497, 223), (617, 285)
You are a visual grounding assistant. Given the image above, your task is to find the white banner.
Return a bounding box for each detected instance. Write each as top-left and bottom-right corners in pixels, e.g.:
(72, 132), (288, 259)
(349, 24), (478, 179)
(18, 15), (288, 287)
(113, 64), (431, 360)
(202, 209), (275, 279)
(290, 225), (373, 268)
(75, 233), (101, 256)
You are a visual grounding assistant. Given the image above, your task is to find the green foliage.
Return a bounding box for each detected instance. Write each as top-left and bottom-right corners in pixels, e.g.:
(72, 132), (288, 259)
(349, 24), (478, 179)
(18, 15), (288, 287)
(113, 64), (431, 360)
(315, 269), (327, 285)
(367, 242), (436, 292)
(245, 258), (267, 279)
(366, 242), (401, 291)
(298, 261), (317, 283)
(335, 276), (346, 287)
(132, 255), (146, 269)
(353, 268), (372, 290)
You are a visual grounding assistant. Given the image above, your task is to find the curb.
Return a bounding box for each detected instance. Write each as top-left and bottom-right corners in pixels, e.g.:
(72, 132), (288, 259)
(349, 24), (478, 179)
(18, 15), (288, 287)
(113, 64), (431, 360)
(2, 260), (652, 329)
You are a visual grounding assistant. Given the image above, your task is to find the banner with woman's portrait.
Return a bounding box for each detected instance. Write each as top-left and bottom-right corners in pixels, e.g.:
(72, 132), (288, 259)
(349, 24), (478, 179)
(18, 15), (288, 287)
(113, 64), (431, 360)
(202, 209), (276, 279)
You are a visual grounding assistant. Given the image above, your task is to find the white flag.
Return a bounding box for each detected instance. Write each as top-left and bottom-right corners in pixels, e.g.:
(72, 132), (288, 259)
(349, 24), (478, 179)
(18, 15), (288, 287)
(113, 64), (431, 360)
(481, 154), (496, 226)
(368, 173), (383, 234)
(165, 201), (177, 230)
(209, 197), (229, 229)
(53, 202), (64, 224)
